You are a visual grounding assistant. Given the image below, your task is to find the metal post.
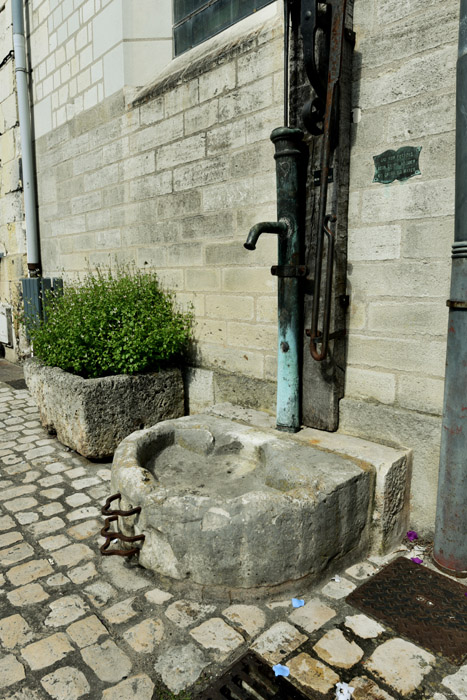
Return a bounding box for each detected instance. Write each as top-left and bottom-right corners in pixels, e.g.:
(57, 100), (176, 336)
(433, 0), (467, 577)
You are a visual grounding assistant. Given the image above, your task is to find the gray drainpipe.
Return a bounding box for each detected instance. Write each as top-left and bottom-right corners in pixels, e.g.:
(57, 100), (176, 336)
(432, 0), (467, 577)
(12, 0), (40, 276)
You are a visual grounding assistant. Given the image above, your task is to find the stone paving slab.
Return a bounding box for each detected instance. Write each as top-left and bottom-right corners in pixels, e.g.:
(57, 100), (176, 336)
(0, 379), (466, 699)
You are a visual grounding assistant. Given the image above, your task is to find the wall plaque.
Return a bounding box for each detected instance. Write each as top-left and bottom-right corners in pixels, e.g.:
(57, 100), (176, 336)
(373, 146), (422, 184)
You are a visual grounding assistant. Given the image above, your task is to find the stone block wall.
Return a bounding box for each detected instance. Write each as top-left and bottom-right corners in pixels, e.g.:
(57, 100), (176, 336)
(28, 0), (173, 137)
(35, 11), (284, 411)
(342, 0), (458, 530)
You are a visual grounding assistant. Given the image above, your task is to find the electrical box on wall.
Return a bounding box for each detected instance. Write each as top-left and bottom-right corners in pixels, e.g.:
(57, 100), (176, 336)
(0, 305), (13, 346)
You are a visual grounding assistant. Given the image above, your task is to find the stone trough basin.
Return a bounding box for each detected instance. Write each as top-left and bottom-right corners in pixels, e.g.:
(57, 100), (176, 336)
(111, 413), (374, 599)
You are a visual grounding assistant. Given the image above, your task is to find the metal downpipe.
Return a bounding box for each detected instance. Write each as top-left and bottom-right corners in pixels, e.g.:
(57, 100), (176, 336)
(12, 0), (40, 275)
(433, 0), (467, 577)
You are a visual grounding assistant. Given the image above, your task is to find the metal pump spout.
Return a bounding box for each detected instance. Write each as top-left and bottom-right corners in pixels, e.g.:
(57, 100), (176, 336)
(244, 221), (289, 251)
(244, 126), (305, 433)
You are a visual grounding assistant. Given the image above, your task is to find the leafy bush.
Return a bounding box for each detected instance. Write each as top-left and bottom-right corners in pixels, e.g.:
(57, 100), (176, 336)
(25, 267), (193, 379)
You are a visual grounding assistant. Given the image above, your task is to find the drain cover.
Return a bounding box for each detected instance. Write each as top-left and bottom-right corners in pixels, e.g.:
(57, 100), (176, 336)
(197, 652), (313, 700)
(346, 556), (467, 665)
(5, 378), (27, 390)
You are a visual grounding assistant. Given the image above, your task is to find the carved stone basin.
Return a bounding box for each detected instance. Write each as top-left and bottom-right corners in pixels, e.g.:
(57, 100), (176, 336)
(111, 413), (371, 598)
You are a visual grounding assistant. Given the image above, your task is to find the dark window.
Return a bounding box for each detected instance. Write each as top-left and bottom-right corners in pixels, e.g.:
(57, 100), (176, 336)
(173, 0), (275, 56)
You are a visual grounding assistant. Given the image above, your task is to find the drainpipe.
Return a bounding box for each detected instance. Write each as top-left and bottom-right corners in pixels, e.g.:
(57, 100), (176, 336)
(432, 0), (467, 577)
(12, 0), (40, 276)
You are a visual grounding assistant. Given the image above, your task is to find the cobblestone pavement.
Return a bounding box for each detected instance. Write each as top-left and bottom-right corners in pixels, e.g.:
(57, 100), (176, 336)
(0, 377), (466, 700)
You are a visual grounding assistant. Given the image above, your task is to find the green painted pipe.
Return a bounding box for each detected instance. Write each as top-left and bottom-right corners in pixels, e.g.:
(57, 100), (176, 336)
(244, 126), (304, 432)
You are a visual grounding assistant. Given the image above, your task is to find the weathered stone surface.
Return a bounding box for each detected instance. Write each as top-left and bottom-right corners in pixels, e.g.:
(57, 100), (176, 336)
(0, 614), (33, 648)
(165, 600), (215, 628)
(44, 595), (88, 627)
(7, 582), (49, 606)
(153, 643), (208, 694)
(289, 599), (337, 633)
(24, 359), (185, 459)
(66, 615), (108, 648)
(350, 675), (397, 700)
(344, 614), (385, 639)
(0, 654), (25, 690)
(296, 426), (411, 554)
(442, 665), (467, 700)
(21, 633), (74, 669)
(288, 652), (339, 695)
(123, 618), (164, 653)
(321, 577), (356, 599)
(102, 674), (155, 700)
(40, 666), (90, 700)
(189, 618), (244, 655)
(313, 629), (364, 669)
(145, 588), (173, 605)
(222, 604), (266, 637)
(80, 640), (132, 682)
(251, 622), (307, 664)
(103, 597), (137, 624)
(365, 638), (436, 695)
(112, 414), (371, 591)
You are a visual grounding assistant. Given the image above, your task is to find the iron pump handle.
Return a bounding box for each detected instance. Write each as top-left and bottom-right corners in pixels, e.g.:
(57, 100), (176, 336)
(293, 0), (349, 361)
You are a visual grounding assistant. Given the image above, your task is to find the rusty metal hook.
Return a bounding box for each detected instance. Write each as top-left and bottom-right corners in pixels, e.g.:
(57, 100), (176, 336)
(100, 493), (145, 557)
(307, 214), (336, 360)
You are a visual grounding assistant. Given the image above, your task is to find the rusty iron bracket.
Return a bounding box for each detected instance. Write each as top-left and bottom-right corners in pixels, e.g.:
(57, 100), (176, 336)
(271, 264), (308, 278)
(313, 168), (334, 186)
(446, 299), (467, 309)
(100, 493), (145, 557)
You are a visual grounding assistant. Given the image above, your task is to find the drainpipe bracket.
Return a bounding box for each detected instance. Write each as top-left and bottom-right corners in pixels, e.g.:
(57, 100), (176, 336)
(446, 300), (467, 309)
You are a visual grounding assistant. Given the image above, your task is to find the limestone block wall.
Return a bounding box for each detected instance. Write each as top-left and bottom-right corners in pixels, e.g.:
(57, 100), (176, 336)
(35, 11), (284, 410)
(341, 0), (458, 531)
(0, 0), (26, 358)
(27, 0), (173, 137)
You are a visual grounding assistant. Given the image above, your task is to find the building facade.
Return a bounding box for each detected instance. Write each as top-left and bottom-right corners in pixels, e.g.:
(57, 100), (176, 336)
(0, 0), (458, 532)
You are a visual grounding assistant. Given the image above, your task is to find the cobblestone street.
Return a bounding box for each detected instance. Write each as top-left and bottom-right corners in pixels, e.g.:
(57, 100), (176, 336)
(0, 374), (466, 699)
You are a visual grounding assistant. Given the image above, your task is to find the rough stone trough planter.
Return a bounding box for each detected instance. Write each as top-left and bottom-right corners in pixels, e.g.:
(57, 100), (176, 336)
(24, 358), (184, 459)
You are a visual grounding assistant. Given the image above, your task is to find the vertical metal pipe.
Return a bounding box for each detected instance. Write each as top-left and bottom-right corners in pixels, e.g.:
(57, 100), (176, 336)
(272, 126), (304, 432)
(12, 0), (40, 275)
(433, 0), (467, 577)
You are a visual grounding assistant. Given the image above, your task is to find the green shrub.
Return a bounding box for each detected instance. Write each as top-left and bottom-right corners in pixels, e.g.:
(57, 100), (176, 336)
(25, 267), (193, 379)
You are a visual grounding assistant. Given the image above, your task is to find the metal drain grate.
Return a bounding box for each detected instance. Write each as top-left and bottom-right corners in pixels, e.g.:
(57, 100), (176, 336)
(197, 652), (313, 700)
(346, 556), (467, 665)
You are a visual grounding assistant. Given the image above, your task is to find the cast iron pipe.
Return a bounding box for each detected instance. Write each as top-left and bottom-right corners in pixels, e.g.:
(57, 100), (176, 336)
(433, 0), (467, 577)
(244, 126), (304, 432)
(244, 221), (289, 250)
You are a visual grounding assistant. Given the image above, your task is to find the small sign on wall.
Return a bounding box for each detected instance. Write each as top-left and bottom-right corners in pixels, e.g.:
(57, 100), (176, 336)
(373, 146), (422, 184)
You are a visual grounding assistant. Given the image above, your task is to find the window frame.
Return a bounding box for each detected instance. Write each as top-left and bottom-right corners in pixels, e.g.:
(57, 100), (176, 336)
(173, 0), (276, 56)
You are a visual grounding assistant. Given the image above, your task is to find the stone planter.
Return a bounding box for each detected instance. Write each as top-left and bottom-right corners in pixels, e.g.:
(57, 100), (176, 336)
(24, 358), (184, 459)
